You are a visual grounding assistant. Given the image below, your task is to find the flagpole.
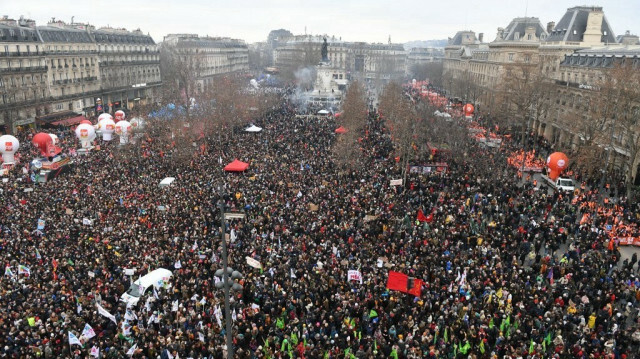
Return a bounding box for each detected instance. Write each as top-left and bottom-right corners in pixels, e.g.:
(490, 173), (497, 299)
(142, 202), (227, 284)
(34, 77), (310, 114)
(219, 201), (234, 359)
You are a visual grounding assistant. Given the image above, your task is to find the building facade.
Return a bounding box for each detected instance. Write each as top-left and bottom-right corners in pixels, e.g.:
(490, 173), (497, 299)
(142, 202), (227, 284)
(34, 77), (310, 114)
(94, 27), (161, 112)
(0, 16), (49, 131)
(405, 47), (444, 75)
(273, 35), (407, 83)
(162, 34), (249, 91)
(443, 6), (640, 181)
(38, 21), (101, 121)
(0, 16), (162, 132)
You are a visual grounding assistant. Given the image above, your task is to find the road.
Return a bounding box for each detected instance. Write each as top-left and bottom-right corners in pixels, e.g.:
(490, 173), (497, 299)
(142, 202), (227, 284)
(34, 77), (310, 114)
(519, 172), (640, 269)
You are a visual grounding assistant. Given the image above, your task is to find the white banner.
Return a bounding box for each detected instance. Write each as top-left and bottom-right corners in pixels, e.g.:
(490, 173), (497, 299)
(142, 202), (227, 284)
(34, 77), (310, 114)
(390, 179), (403, 186)
(347, 270), (363, 284)
(96, 303), (117, 324)
(245, 256), (262, 269)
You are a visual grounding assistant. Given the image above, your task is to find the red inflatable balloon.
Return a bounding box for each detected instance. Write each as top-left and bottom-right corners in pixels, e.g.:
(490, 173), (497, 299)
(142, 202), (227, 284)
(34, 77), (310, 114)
(80, 119), (92, 125)
(546, 152), (569, 180)
(32, 133), (53, 156)
(464, 103), (474, 117)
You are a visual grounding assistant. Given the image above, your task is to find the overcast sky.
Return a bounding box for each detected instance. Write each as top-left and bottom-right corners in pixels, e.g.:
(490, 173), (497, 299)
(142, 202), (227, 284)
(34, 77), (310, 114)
(5, 0), (638, 44)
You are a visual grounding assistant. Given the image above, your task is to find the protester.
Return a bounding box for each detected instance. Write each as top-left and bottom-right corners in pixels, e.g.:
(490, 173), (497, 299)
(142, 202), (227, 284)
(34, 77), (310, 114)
(0, 89), (638, 359)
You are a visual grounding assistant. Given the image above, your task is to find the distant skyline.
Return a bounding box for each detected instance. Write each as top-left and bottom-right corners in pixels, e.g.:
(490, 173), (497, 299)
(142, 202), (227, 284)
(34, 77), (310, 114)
(5, 0), (639, 44)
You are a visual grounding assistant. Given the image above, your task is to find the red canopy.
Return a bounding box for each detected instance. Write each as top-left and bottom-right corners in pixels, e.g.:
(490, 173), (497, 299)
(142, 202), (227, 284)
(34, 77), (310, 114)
(51, 116), (86, 126)
(335, 126), (347, 134)
(224, 159), (249, 172)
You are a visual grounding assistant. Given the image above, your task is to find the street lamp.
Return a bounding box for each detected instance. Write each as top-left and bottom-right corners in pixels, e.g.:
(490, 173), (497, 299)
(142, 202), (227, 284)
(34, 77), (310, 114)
(215, 203), (245, 359)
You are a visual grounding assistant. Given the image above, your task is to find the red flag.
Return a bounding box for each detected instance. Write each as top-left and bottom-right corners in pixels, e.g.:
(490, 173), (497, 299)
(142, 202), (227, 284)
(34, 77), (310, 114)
(407, 279), (423, 297)
(425, 212), (434, 223)
(417, 209), (428, 222)
(387, 271), (408, 292)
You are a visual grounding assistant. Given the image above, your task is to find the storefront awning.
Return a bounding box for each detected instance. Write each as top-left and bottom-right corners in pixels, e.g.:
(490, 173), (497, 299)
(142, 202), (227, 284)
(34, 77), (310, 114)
(51, 116), (86, 126)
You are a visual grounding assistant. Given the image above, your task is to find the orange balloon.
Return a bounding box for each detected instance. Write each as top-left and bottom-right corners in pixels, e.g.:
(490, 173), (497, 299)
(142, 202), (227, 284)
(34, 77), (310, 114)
(464, 104), (474, 116)
(547, 152), (569, 180)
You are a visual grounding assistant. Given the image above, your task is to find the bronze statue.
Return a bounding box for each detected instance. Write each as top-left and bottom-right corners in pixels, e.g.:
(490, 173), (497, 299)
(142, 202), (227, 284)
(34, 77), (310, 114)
(321, 37), (328, 62)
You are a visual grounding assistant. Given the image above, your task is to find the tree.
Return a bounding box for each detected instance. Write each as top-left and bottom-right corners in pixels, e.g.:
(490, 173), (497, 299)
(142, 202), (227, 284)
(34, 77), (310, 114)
(159, 44), (204, 121)
(495, 60), (554, 161)
(333, 81), (368, 170)
(379, 81), (415, 183)
(599, 62), (640, 197)
(409, 62), (443, 88)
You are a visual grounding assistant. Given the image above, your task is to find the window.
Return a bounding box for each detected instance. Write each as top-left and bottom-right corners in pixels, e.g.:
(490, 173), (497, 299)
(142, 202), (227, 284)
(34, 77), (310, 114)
(508, 53), (514, 62)
(527, 34), (532, 40)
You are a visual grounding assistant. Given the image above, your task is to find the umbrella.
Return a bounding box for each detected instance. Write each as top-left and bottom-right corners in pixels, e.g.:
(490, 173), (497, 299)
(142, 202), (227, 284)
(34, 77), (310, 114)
(224, 159), (250, 172)
(245, 125), (263, 133)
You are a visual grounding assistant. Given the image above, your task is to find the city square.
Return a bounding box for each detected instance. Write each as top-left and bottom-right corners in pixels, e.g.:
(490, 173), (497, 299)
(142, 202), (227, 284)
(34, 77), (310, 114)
(0, 2), (639, 358)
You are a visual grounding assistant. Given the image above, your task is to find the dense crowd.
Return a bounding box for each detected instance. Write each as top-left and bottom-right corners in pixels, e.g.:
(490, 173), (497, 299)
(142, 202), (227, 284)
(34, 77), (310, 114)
(0, 92), (639, 359)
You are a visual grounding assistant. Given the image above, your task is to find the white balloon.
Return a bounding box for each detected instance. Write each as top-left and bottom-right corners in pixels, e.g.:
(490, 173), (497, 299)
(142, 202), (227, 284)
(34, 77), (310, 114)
(115, 110), (126, 121)
(75, 124), (96, 149)
(102, 119), (116, 141)
(0, 135), (20, 163)
(115, 120), (131, 135)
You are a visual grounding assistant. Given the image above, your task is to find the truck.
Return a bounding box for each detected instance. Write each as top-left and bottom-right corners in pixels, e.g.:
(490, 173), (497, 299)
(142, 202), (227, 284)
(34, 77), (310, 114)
(541, 176), (575, 193)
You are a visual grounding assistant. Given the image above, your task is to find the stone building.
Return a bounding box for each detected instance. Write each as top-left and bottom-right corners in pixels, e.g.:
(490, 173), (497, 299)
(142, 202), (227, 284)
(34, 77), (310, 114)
(0, 16), (49, 131)
(273, 35), (406, 83)
(38, 20), (101, 121)
(405, 47), (444, 75)
(443, 18), (548, 107)
(0, 16), (162, 132)
(162, 34), (249, 91)
(94, 27), (161, 113)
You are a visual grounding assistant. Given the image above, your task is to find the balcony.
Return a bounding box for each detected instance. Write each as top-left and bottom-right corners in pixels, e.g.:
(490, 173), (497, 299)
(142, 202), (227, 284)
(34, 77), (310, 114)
(0, 66), (48, 73)
(99, 60), (160, 67)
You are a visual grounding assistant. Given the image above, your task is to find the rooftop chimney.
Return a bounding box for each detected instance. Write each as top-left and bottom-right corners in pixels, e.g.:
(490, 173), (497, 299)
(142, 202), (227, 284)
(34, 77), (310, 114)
(583, 8), (604, 45)
(547, 21), (555, 34)
(478, 33), (484, 43)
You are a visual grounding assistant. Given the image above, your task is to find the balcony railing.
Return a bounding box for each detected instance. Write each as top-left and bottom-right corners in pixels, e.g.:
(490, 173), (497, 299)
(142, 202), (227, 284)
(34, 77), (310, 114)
(0, 66), (48, 73)
(100, 60), (160, 66)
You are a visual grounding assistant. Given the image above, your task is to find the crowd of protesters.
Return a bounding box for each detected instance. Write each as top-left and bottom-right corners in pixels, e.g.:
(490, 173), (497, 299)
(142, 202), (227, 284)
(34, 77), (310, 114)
(0, 89), (639, 359)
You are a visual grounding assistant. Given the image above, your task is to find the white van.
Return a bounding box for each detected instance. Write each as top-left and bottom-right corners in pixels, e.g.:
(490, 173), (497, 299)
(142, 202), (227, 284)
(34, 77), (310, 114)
(120, 268), (173, 306)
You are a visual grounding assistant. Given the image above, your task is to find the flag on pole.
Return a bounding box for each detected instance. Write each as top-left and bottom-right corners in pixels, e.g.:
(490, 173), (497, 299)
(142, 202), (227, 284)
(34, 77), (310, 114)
(290, 268), (297, 278)
(18, 265), (30, 276)
(122, 322), (132, 337)
(4, 265), (15, 278)
(68, 332), (82, 346)
(96, 303), (117, 325)
(81, 323), (96, 339)
(90, 346), (100, 357)
(35, 249), (42, 260)
(126, 343), (137, 356)
(529, 339), (535, 354)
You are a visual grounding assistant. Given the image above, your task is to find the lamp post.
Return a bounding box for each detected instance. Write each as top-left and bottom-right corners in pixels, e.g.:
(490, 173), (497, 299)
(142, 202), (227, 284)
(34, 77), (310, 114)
(215, 203), (245, 359)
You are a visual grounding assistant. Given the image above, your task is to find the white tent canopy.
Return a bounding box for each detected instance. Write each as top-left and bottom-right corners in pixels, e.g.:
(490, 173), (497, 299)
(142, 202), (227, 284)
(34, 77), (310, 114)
(317, 110), (329, 115)
(245, 125), (263, 133)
